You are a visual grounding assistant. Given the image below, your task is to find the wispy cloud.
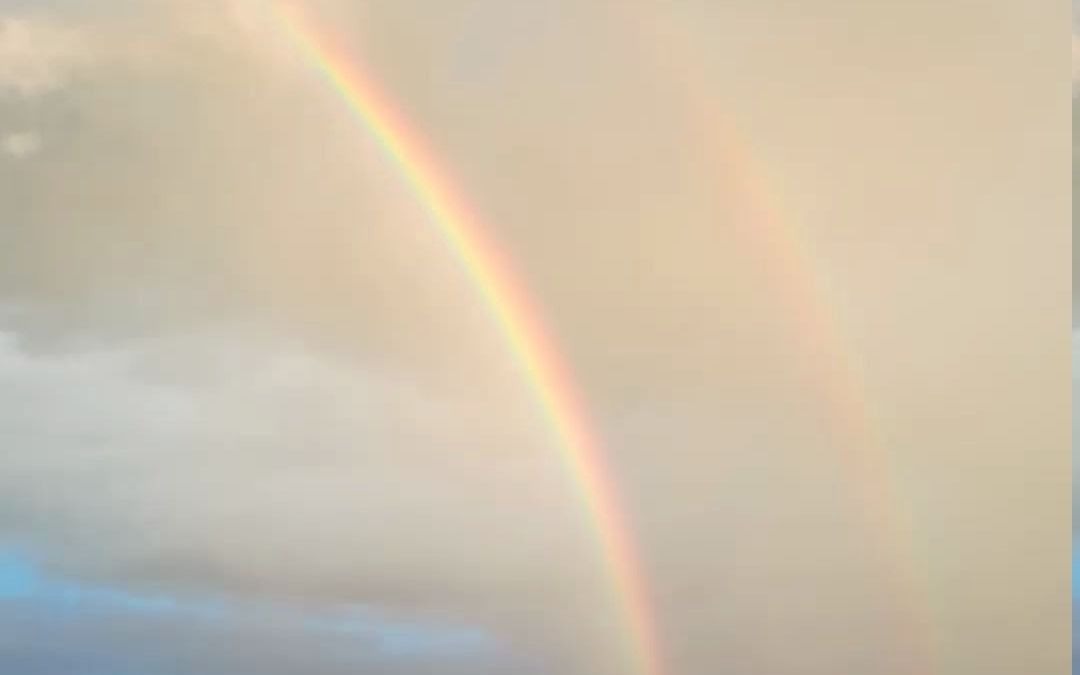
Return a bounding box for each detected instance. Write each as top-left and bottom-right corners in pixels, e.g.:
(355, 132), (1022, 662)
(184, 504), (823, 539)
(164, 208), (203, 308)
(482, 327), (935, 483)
(0, 17), (93, 97)
(1, 129), (40, 158)
(0, 2), (297, 101)
(0, 549), (498, 659)
(0, 321), (588, 665)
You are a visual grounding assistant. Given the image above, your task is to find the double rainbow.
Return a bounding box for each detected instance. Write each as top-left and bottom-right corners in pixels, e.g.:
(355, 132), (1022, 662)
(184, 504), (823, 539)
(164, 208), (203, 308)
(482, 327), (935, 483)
(274, 4), (664, 675)
(274, 3), (936, 674)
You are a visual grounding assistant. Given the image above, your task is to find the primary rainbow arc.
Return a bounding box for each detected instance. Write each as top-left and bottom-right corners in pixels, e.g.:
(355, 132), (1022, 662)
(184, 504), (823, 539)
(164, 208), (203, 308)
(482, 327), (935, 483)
(273, 4), (665, 675)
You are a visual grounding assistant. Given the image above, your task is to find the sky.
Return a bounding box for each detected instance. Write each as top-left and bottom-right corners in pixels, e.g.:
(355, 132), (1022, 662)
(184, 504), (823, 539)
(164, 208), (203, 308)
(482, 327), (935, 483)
(1073, 5), (1080, 671)
(0, 1), (1068, 674)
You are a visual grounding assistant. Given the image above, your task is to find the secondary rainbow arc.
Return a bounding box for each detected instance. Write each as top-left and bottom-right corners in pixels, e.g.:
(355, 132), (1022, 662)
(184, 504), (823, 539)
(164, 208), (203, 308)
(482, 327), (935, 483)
(273, 4), (665, 675)
(608, 3), (935, 671)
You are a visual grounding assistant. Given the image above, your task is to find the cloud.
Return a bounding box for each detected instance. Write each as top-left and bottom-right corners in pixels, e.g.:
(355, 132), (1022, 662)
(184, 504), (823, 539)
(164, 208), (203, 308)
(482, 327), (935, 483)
(0, 320), (603, 669)
(0, 549), (505, 672)
(0, 3), (300, 101)
(0, 17), (93, 97)
(1, 129), (39, 158)
(1074, 34), (1080, 96)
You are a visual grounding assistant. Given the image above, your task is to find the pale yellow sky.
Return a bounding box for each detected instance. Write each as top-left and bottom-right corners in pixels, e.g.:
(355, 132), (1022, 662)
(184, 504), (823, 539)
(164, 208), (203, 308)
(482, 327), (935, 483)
(0, 1), (1068, 674)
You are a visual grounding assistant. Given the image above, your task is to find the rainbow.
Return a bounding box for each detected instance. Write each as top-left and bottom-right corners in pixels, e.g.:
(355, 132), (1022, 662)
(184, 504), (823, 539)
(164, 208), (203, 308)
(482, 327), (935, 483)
(273, 4), (665, 675)
(609, 3), (936, 672)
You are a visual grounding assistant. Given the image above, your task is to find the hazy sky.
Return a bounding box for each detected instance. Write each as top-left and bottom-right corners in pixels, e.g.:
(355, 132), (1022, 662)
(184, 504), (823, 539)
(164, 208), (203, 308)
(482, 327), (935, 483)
(1071, 3), (1079, 672)
(0, 1), (1067, 674)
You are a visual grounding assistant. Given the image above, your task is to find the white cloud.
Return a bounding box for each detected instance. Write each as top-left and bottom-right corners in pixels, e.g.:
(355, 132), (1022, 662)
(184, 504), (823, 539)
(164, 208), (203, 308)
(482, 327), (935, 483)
(1, 130), (40, 158)
(0, 324), (591, 621)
